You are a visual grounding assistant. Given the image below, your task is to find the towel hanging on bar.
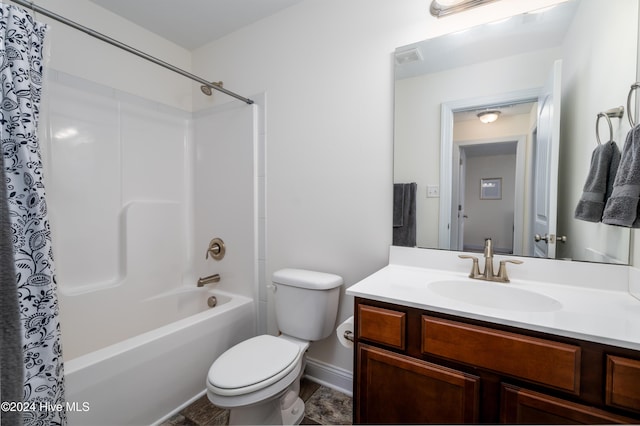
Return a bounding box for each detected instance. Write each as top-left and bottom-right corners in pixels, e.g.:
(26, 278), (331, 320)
(602, 125), (640, 227)
(393, 183), (417, 247)
(574, 141), (620, 222)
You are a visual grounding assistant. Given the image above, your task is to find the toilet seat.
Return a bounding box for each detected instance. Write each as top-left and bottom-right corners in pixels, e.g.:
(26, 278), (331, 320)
(208, 335), (302, 397)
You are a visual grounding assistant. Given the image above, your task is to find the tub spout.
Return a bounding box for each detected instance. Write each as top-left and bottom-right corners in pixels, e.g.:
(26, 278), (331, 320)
(197, 273), (220, 287)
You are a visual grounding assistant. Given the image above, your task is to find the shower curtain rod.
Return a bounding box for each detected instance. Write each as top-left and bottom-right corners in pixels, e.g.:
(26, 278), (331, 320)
(10, 0), (254, 104)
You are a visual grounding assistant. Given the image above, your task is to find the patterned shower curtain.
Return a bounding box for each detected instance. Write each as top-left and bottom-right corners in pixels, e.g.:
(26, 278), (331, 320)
(0, 4), (66, 425)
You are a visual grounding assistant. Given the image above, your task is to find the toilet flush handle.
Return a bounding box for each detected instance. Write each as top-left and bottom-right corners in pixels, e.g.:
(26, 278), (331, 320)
(267, 283), (277, 293)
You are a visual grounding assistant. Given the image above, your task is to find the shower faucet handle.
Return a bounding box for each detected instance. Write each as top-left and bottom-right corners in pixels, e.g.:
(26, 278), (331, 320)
(206, 238), (226, 260)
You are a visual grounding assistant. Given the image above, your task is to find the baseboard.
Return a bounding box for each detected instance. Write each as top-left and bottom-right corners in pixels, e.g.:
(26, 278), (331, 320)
(304, 357), (353, 397)
(152, 389), (206, 425)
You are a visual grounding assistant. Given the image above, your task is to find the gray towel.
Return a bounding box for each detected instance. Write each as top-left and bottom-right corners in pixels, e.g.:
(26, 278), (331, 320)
(393, 183), (417, 247)
(603, 125), (640, 227)
(393, 183), (405, 227)
(0, 152), (23, 426)
(574, 141), (620, 222)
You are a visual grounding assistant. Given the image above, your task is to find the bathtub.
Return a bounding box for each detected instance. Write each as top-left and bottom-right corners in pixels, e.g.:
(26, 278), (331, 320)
(62, 287), (255, 425)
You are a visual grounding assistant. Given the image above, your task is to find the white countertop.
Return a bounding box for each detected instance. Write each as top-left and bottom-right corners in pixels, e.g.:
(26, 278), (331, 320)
(346, 248), (640, 351)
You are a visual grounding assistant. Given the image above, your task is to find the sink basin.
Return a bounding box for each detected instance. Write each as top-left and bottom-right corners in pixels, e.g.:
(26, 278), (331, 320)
(428, 280), (562, 312)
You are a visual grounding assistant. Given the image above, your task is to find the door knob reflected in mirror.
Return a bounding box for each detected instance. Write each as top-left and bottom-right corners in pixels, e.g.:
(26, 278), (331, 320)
(535, 234), (550, 243)
(534, 234), (567, 244)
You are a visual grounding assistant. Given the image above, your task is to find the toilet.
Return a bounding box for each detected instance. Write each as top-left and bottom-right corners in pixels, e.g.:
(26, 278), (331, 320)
(206, 268), (343, 425)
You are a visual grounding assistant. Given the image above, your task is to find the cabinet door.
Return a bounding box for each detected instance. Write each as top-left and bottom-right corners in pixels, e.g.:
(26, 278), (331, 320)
(606, 355), (640, 413)
(356, 343), (479, 424)
(501, 384), (639, 424)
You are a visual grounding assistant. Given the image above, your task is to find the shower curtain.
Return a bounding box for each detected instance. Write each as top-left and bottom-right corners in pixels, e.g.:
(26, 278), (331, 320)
(0, 4), (66, 425)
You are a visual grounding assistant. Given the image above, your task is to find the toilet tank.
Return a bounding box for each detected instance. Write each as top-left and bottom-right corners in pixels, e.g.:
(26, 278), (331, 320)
(272, 269), (343, 341)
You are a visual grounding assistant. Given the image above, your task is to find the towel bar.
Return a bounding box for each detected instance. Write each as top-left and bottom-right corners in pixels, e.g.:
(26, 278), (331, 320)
(596, 106), (624, 145)
(627, 83), (640, 127)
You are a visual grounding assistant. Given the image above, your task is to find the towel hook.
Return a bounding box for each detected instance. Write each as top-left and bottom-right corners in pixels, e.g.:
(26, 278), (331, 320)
(627, 82), (640, 127)
(596, 106), (624, 145)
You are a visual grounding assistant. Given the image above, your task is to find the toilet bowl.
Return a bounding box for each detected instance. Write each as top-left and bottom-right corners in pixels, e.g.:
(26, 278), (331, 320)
(207, 335), (309, 424)
(206, 269), (343, 425)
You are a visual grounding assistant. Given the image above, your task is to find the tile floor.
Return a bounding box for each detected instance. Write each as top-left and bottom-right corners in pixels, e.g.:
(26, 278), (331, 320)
(162, 378), (352, 425)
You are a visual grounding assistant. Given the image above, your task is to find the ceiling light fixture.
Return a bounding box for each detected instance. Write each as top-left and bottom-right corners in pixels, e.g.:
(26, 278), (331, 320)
(477, 110), (501, 124)
(430, 0), (500, 18)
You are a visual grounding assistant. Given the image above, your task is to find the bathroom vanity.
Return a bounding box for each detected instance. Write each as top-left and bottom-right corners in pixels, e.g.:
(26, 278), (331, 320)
(347, 247), (640, 424)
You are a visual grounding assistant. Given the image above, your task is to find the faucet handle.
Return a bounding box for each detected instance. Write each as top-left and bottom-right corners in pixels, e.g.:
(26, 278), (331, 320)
(206, 238), (226, 260)
(458, 255), (481, 278)
(496, 259), (523, 283)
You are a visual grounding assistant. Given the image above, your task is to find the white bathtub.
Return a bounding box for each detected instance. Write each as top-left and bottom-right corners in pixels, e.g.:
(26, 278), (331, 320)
(63, 288), (255, 425)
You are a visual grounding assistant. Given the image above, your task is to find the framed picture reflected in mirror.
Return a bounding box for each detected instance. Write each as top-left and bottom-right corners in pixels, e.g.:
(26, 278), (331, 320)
(480, 178), (502, 200)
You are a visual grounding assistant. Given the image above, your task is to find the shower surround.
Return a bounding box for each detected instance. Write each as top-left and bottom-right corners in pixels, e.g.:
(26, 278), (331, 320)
(39, 70), (264, 424)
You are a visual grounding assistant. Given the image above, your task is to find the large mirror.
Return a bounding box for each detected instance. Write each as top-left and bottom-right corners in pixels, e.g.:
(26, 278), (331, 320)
(394, 0), (639, 264)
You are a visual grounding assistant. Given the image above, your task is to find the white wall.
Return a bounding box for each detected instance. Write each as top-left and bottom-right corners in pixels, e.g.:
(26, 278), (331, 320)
(20, 0), (193, 110)
(191, 0), (571, 378)
(557, 0), (636, 264)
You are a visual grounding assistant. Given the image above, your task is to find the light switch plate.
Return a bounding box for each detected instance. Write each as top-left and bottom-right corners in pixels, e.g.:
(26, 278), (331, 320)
(427, 185), (439, 198)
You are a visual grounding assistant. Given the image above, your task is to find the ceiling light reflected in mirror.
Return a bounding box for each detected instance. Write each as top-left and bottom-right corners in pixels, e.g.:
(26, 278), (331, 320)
(477, 110), (501, 123)
(430, 0), (500, 18)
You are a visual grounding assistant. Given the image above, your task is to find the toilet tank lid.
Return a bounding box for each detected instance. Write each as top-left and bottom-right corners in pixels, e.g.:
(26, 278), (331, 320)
(272, 268), (343, 290)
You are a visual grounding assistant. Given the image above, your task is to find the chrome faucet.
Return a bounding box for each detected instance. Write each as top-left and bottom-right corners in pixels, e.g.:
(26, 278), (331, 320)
(458, 238), (522, 283)
(197, 273), (220, 287)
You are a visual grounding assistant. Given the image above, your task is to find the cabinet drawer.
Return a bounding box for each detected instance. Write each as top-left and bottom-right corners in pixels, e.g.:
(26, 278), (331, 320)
(606, 355), (640, 413)
(357, 305), (406, 349)
(422, 316), (581, 393)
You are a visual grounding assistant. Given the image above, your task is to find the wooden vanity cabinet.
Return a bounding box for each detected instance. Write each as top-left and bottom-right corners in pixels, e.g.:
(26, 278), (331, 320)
(354, 297), (640, 424)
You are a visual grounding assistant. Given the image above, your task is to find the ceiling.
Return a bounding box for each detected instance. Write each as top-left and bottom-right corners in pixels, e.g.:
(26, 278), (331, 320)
(87, 0), (304, 50)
